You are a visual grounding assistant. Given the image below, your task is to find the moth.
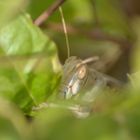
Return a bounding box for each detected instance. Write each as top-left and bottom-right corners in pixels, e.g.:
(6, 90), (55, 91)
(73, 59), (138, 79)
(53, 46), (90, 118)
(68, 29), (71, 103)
(60, 56), (122, 100)
(33, 56), (122, 117)
(57, 56), (122, 117)
(33, 8), (122, 117)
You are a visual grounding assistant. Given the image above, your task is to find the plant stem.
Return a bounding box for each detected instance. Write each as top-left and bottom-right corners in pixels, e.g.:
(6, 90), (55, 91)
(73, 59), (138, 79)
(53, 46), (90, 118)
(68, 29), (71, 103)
(34, 0), (66, 26)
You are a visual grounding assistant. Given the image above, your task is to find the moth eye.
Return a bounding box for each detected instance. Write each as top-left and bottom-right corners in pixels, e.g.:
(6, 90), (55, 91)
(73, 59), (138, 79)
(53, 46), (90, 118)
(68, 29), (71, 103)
(72, 81), (80, 95)
(78, 66), (86, 79)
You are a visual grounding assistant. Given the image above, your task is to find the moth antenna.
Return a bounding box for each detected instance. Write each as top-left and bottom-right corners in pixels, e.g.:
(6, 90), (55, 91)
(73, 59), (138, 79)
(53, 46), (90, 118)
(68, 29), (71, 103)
(76, 56), (100, 68)
(82, 56), (100, 64)
(59, 7), (70, 58)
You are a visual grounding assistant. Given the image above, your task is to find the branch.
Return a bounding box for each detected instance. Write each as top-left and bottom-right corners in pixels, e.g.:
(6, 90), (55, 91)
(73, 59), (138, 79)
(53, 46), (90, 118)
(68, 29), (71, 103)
(45, 23), (133, 49)
(34, 0), (66, 26)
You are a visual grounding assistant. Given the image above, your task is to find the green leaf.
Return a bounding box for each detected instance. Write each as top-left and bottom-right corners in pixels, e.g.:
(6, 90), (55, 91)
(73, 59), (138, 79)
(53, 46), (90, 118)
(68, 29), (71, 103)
(0, 0), (27, 28)
(0, 13), (61, 114)
(32, 90), (140, 140)
(0, 98), (30, 140)
(33, 108), (120, 140)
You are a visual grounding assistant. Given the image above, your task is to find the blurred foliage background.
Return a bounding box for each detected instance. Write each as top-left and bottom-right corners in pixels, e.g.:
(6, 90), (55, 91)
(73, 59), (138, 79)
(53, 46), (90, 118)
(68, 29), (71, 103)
(0, 0), (140, 140)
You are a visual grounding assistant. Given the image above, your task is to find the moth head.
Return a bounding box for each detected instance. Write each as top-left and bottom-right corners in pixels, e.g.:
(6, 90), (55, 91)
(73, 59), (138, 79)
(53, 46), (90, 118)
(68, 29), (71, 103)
(77, 65), (87, 79)
(60, 56), (99, 99)
(60, 56), (88, 99)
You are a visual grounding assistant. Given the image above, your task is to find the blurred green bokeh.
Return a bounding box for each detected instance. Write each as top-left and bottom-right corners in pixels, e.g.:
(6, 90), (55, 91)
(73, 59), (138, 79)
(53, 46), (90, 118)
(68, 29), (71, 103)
(0, 0), (140, 140)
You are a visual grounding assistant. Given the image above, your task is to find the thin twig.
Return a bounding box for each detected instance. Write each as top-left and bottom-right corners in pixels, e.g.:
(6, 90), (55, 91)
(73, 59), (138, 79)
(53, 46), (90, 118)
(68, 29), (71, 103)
(34, 0), (66, 26)
(45, 22), (133, 49)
